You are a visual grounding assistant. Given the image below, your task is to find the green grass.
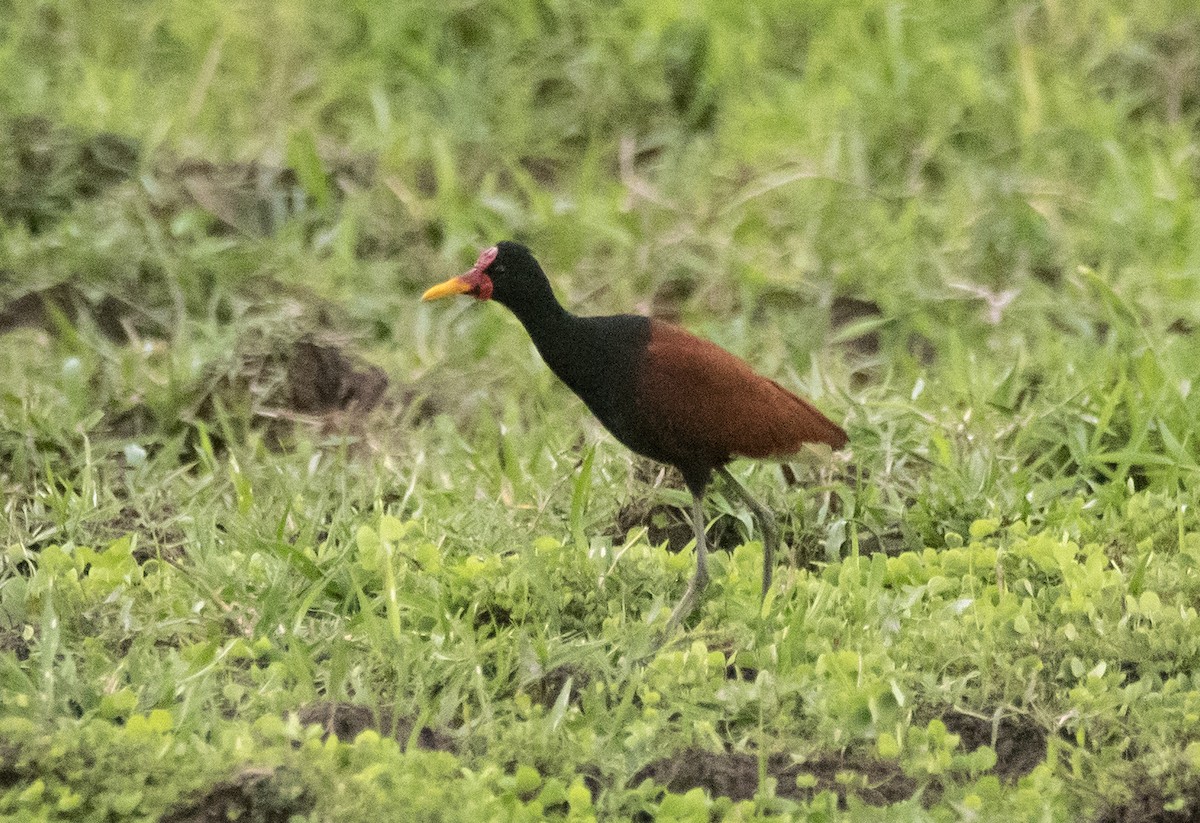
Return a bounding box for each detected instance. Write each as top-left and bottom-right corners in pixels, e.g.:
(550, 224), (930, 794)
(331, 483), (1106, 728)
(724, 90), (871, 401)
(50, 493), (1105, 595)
(3, 0), (1200, 820)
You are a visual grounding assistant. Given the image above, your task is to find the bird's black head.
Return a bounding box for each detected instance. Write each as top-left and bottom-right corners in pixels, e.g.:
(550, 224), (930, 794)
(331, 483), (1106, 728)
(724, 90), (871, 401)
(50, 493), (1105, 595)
(422, 241), (556, 314)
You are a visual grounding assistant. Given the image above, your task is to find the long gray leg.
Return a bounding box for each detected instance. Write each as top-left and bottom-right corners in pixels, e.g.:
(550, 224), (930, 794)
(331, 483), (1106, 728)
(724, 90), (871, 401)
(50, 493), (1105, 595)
(717, 466), (779, 599)
(662, 492), (709, 636)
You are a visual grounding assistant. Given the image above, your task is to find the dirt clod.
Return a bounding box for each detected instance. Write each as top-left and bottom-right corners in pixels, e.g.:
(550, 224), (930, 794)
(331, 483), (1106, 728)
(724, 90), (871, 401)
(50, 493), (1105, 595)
(830, 296), (884, 357)
(612, 460), (748, 554)
(295, 701), (455, 752)
(632, 747), (916, 807)
(1094, 776), (1200, 823)
(940, 710), (1046, 782)
(0, 116), (139, 233)
(287, 338), (388, 416)
(613, 500), (697, 554)
(161, 767), (313, 823)
(523, 664), (591, 710)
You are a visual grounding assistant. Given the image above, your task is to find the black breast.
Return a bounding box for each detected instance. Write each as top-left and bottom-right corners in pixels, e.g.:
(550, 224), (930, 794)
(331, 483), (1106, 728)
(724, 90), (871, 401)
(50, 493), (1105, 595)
(535, 314), (661, 457)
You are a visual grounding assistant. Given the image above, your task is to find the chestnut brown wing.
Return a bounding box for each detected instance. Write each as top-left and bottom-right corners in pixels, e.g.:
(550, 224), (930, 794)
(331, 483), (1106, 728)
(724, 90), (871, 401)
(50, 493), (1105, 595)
(633, 320), (846, 470)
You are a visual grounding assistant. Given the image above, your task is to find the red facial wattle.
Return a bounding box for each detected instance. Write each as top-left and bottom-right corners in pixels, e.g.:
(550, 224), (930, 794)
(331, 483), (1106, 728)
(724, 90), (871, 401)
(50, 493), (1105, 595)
(464, 246), (498, 301)
(421, 245), (498, 302)
(460, 269), (494, 301)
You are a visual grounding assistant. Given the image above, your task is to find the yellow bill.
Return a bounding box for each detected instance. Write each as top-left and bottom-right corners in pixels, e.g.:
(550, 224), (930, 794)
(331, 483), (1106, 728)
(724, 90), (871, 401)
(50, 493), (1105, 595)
(421, 276), (474, 301)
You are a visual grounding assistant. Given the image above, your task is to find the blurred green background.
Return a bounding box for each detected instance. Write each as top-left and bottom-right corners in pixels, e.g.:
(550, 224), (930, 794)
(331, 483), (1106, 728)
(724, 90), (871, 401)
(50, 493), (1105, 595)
(4, 1), (1200, 820)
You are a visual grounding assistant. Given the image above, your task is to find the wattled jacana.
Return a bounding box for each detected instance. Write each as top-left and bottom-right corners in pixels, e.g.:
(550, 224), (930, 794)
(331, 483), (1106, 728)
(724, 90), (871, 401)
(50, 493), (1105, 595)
(423, 242), (847, 633)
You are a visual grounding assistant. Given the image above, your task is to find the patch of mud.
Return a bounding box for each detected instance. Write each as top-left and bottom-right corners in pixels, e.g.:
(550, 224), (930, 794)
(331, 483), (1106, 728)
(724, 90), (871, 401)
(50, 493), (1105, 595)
(830, 296), (884, 358)
(0, 741), (24, 793)
(611, 460), (747, 554)
(632, 747), (916, 807)
(160, 767), (313, 823)
(166, 150), (373, 237)
(286, 338), (388, 416)
(522, 663), (591, 710)
(174, 161), (305, 237)
(723, 660), (758, 682)
(648, 277), (697, 325)
(907, 333), (937, 365)
(0, 627), (30, 662)
(189, 162), (292, 234)
(852, 527), (910, 558)
(0, 280), (168, 342)
(0, 284), (76, 336)
(295, 701), (455, 752)
(612, 499), (697, 554)
(610, 459), (696, 553)
(193, 334), (390, 452)
(83, 504), (188, 565)
(1094, 774), (1200, 823)
(940, 710), (1046, 782)
(0, 116), (139, 233)
(473, 603), (515, 632)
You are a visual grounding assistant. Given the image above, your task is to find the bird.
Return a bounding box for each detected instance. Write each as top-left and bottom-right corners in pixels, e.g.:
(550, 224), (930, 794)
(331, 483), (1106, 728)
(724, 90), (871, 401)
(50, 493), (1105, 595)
(422, 241), (847, 634)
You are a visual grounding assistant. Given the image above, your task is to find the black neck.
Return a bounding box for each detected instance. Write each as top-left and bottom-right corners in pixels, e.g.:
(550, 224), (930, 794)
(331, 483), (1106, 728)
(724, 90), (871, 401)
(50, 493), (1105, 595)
(499, 281), (576, 359)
